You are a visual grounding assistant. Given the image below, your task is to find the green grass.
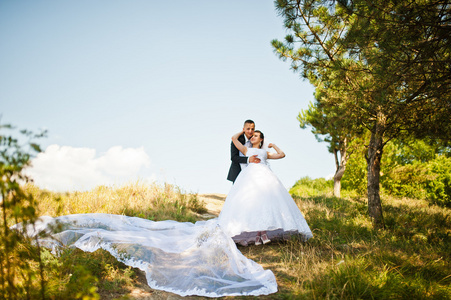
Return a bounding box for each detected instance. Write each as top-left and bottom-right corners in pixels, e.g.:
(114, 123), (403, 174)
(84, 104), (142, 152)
(11, 182), (451, 299)
(12, 182), (206, 299)
(237, 194), (451, 299)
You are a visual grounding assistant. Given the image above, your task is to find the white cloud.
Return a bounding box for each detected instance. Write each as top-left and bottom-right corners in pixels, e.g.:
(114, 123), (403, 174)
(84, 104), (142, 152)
(26, 145), (151, 192)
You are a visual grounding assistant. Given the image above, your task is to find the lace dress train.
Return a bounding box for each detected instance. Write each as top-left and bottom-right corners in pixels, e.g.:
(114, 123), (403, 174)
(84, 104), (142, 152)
(15, 214), (277, 297)
(12, 148), (311, 297)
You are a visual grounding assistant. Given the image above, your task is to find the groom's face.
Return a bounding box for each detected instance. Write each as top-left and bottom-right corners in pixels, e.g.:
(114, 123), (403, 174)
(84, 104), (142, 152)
(243, 123), (255, 140)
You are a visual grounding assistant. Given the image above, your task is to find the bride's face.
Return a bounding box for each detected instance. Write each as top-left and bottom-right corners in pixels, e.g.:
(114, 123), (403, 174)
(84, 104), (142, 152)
(250, 133), (262, 145)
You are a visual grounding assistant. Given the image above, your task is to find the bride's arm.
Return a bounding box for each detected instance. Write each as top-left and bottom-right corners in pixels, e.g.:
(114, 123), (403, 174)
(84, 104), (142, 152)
(232, 131), (247, 156)
(267, 143), (285, 159)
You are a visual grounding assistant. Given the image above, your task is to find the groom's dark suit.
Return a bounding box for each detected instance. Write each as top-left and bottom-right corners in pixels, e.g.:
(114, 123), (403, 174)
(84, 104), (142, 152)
(227, 134), (247, 183)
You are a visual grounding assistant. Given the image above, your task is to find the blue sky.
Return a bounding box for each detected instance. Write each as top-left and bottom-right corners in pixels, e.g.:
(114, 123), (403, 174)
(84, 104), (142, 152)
(1, 0), (334, 194)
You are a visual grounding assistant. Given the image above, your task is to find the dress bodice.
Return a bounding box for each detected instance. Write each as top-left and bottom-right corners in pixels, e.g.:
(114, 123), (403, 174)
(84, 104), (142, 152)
(246, 147), (267, 165)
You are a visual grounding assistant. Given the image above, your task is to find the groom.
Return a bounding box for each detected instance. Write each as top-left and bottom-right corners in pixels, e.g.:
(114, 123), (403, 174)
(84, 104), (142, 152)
(227, 119), (261, 183)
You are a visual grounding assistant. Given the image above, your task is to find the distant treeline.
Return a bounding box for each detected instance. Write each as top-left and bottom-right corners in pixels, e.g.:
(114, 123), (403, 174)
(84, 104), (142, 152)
(292, 138), (451, 208)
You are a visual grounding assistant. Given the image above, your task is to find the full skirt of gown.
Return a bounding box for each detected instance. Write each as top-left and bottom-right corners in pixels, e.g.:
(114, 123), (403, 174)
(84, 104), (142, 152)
(11, 153), (310, 297)
(218, 163), (313, 244)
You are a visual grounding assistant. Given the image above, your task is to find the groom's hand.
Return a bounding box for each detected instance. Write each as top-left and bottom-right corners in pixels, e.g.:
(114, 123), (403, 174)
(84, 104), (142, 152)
(249, 155), (261, 164)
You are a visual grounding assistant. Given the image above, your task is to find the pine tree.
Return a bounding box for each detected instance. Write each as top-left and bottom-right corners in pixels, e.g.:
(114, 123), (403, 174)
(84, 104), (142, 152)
(272, 0), (451, 228)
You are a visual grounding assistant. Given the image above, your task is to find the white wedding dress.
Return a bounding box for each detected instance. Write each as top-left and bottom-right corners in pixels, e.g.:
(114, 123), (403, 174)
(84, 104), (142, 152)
(16, 213), (277, 297)
(14, 148), (312, 298)
(218, 147), (313, 244)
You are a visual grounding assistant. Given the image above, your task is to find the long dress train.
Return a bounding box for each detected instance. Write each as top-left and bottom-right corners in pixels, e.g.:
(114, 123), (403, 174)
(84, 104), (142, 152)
(15, 214), (277, 297)
(13, 148), (312, 297)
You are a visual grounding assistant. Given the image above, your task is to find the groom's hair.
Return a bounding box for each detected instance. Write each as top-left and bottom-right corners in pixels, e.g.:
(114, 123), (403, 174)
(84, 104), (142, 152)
(244, 119), (254, 126)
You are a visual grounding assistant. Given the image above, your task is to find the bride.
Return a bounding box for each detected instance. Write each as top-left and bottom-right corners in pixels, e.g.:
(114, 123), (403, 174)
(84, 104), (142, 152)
(16, 129), (312, 298)
(218, 130), (313, 246)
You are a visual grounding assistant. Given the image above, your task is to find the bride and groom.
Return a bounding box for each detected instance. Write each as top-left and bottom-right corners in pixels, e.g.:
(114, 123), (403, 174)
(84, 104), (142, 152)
(220, 119), (312, 246)
(20, 119), (312, 297)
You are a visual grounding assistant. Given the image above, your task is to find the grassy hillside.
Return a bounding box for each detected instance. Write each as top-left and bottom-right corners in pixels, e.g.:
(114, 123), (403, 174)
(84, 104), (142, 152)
(8, 182), (207, 299)
(25, 182), (207, 223)
(7, 181), (451, 299)
(243, 193), (451, 299)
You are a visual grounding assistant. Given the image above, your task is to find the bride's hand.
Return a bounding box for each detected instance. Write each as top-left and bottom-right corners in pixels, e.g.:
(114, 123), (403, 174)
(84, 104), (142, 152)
(268, 143), (274, 148)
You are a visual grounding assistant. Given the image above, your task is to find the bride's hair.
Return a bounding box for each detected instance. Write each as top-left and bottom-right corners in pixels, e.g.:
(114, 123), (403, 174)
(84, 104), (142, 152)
(255, 130), (264, 148)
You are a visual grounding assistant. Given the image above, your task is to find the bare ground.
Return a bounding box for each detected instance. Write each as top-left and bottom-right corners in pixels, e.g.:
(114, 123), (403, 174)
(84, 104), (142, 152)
(197, 193), (226, 218)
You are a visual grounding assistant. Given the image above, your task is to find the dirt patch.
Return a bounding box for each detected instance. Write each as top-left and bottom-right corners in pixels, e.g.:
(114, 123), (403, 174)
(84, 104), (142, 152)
(198, 193), (226, 216)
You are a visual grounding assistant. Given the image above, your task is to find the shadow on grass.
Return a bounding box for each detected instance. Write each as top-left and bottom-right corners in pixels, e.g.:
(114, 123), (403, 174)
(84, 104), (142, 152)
(306, 256), (451, 300)
(43, 192), (450, 299)
(235, 194), (451, 299)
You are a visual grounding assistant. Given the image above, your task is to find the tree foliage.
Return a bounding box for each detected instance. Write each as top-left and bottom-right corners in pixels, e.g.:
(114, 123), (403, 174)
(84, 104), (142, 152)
(342, 137), (451, 207)
(298, 100), (362, 197)
(0, 123), (47, 299)
(272, 0), (451, 228)
(339, 0), (451, 141)
(381, 138), (451, 206)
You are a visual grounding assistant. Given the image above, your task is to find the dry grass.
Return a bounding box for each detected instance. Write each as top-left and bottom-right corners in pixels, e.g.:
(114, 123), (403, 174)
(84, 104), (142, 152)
(235, 194), (451, 299)
(24, 181), (207, 223)
(10, 182), (208, 299)
(16, 183), (451, 299)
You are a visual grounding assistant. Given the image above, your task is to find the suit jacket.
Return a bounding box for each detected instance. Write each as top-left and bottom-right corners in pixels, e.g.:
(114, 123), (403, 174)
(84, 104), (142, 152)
(227, 134), (248, 182)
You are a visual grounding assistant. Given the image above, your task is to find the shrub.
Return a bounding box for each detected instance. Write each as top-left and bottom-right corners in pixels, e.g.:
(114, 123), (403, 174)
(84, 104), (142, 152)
(290, 176), (333, 197)
(380, 155), (451, 207)
(424, 155), (451, 207)
(0, 124), (51, 299)
(341, 152), (367, 195)
(381, 162), (431, 199)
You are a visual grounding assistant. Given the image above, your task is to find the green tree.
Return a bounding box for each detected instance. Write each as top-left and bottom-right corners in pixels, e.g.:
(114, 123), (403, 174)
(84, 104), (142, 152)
(0, 123), (46, 299)
(298, 100), (360, 197)
(338, 0), (451, 141)
(272, 0), (451, 228)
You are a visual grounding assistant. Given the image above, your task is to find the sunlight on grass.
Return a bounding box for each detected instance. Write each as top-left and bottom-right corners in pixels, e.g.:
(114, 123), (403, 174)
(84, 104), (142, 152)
(238, 191), (451, 299)
(24, 181), (207, 223)
(13, 181), (451, 299)
(15, 182), (207, 299)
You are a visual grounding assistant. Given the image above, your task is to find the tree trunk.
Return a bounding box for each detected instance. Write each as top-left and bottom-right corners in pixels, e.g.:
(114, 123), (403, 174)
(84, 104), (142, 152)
(333, 149), (345, 198)
(366, 125), (385, 229)
(333, 175), (342, 198)
(333, 139), (348, 198)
